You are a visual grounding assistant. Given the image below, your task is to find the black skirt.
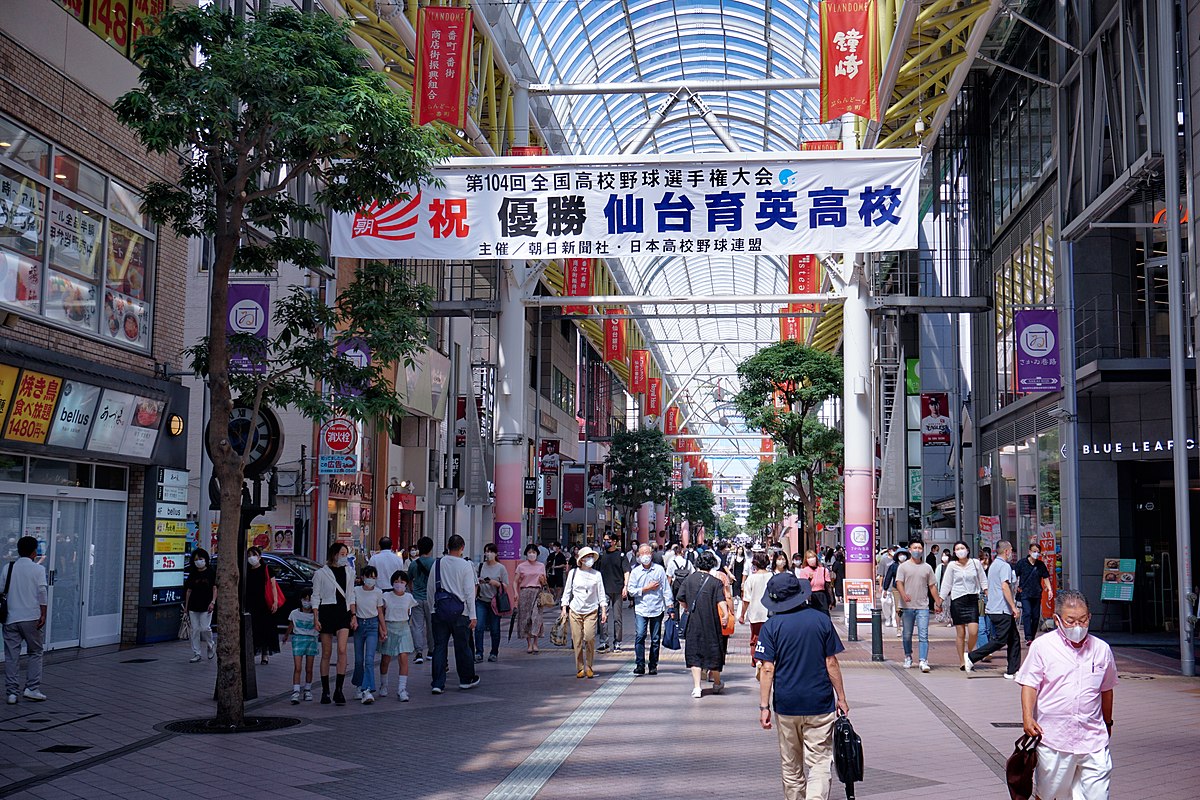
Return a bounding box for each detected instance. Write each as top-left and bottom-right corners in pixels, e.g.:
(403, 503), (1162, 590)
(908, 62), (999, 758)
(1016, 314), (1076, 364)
(950, 594), (980, 626)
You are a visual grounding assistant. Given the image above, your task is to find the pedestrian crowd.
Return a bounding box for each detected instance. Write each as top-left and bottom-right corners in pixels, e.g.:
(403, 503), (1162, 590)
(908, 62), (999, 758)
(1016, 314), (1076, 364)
(3, 531), (1116, 799)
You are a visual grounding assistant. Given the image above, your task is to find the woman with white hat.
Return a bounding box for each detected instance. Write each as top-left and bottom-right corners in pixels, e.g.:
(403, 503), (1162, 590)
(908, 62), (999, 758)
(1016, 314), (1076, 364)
(559, 546), (608, 678)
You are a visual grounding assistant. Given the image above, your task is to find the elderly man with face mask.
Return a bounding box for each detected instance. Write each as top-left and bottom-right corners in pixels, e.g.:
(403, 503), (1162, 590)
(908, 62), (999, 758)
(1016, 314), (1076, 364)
(1017, 590), (1117, 799)
(626, 543), (674, 675)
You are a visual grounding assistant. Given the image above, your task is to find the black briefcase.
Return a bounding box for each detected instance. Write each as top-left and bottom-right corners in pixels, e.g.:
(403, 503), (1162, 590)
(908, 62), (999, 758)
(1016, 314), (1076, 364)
(833, 712), (864, 798)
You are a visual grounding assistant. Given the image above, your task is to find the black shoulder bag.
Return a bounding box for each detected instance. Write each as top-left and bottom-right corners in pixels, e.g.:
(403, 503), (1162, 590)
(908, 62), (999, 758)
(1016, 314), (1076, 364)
(0, 561), (14, 624)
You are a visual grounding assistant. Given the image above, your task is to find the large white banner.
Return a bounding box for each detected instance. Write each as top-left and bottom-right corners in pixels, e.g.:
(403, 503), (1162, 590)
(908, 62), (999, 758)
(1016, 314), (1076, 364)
(332, 150), (921, 260)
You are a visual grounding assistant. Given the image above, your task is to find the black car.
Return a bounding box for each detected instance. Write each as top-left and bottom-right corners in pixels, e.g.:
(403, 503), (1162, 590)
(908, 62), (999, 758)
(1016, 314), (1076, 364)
(200, 552), (322, 630)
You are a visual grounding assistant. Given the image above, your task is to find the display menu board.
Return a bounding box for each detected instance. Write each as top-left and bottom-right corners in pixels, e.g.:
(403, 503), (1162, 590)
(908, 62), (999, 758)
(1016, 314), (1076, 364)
(46, 379), (101, 448)
(86, 388), (134, 453)
(120, 396), (163, 458)
(3, 370), (63, 444)
(1100, 558), (1136, 602)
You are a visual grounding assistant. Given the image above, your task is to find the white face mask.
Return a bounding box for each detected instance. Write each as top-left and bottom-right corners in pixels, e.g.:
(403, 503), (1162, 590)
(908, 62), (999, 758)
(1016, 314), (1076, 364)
(193, 559), (207, 569)
(1057, 616), (1088, 643)
(807, 557), (818, 567)
(485, 552), (496, 561)
(247, 555), (260, 567)
(301, 599), (312, 610)
(393, 582), (405, 593)
(639, 554), (652, 566)
(409, 549), (418, 558)
(954, 548), (968, 559)
(941, 555), (950, 563)
(582, 557), (595, 568)
(527, 552), (538, 562)
(363, 578), (376, 589)
(336, 556), (348, 568)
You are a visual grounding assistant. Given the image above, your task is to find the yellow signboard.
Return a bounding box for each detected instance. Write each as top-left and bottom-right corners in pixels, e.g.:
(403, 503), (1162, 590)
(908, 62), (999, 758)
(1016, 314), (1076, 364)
(4, 370), (63, 444)
(154, 536), (187, 554)
(0, 364), (18, 420)
(154, 520), (188, 537)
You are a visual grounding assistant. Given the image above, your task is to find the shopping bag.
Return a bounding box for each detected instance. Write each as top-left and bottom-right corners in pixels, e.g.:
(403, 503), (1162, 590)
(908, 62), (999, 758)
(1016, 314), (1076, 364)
(662, 615), (681, 650)
(1005, 735), (1040, 800)
(178, 607), (192, 641)
(550, 616), (568, 647)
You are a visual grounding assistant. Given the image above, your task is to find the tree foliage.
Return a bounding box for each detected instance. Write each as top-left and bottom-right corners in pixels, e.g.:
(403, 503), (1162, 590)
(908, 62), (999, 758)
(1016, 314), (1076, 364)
(673, 484), (717, 534)
(604, 427), (674, 516)
(746, 461), (791, 539)
(734, 342), (843, 549)
(718, 512), (743, 540)
(115, 5), (447, 727)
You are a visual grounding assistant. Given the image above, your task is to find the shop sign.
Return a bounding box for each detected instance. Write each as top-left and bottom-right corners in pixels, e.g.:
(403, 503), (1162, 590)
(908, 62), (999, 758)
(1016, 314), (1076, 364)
(153, 536), (187, 554)
(153, 553), (183, 571)
(630, 349), (649, 394)
(87, 389), (134, 453)
(820, 0), (880, 121)
(227, 283), (270, 373)
(119, 396), (163, 458)
(907, 468), (922, 503)
(159, 467), (188, 487)
(604, 309), (626, 363)
(319, 454), (358, 475)
(412, 7), (473, 128)
(328, 473), (373, 501)
(3, 370), (63, 444)
(1014, 309), (1060, 392)
(1081, 438), (1197, 457)
(1100, 557), (1136, 602)
(156, 484), (187, 503)
(155, 502), (186, 520)
(46, 379), (101, 448)
(647, 377), (662, 417)
(332, 150), (921, 261)
(0, 364), (18, 419)
(564, 257), (593, 315)
(151, 587), (184, 604)
(155, 520), (188, 537)
(151, 570), (184, 588)
(844, 523), (873, 564)
(494, 521), (520, 561)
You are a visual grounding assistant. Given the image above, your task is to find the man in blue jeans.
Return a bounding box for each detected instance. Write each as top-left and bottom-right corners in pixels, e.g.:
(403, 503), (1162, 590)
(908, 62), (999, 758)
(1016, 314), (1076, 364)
(430, 535), (480, 694)
(1014, 542), (1052, 645)
(626, 543), (673, 675)
(896, 541), (942, 673)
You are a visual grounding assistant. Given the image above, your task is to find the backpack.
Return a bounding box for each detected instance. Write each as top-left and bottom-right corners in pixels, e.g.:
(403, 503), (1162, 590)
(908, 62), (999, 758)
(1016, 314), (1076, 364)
(432, 558), (465, 623)
(671, 558), (694, 591)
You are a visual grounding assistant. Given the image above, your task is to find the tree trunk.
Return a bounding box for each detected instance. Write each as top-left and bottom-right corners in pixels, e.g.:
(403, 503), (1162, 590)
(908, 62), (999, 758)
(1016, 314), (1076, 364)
(207, 221), (247, 728)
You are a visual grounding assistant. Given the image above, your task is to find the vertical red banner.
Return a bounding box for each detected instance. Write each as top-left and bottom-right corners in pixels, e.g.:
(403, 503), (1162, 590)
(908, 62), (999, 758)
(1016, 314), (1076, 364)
(760, 437), (775, 463)
(564, 257), (593, 315)
(630, 349), (649, 394)
(604, 308), (626, 363)
(413, 7), (473, 128)
(789, 254), (819, 294)
(676, 425), (688, 452)
(779, 306), (803, 342)
(820, 0), (879, 122)
(647, 377), (662, 416)
(664, 406), (680, 435)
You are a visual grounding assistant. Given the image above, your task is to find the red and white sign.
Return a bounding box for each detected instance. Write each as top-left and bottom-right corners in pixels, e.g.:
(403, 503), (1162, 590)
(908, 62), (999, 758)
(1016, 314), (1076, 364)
(664, 406), (680, 436)
(820, 0), (880, 122)
(789, 254), (819, 294)
(323, 417), (358, 454)
(802, 140), (844, 151)
(780, 305), (803, 342)
(647, 378), (662, 417)
(630, 349), (649, 394)
(604, 308), (626, 363)
(564, 258), (593, 315)
(413, 7), (473, 128)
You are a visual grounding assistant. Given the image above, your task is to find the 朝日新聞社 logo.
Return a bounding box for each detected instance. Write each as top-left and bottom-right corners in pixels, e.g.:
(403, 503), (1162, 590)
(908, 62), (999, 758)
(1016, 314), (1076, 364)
(351, 195), (422, 240)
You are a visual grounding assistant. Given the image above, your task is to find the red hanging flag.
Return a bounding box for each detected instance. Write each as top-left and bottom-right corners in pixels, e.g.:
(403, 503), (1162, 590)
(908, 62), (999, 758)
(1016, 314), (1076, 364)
(413, 7), (473, 128)
(780, 306), (803, 342)
(820, 0), (880, 122)
(647, 377), (662, 416)
(565, 258), (593, 315)
(604, 308), (626, 363)
(665, 406), (680, 435)
(789, 254), (819, 294)
(630, 349), (649, 394)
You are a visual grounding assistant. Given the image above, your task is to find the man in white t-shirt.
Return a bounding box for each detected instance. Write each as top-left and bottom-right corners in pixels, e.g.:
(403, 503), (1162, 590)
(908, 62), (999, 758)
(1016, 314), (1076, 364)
(4, 536), (48, 704)
(368, 537), (406, 587)
(430, 535), (479, 694)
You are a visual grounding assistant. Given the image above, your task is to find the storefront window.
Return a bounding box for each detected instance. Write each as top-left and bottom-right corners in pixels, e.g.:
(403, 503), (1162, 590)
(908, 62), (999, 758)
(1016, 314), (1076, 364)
(1038, 429), (1064, 589)
(1017, 437), (1037, 547)
(0, 454), (25, 482)
(29, 458), (92, 487)
(0, 115), (154, 351)
(999, 445), (1017, 543)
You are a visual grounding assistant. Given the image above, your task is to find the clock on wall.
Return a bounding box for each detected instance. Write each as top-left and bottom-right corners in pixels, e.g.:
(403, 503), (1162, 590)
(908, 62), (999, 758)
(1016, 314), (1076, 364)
(205, 404), (284, 478)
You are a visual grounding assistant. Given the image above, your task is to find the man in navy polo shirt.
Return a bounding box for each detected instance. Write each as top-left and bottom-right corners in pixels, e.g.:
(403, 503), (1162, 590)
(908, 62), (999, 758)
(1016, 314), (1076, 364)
(756, 572), (850, 800)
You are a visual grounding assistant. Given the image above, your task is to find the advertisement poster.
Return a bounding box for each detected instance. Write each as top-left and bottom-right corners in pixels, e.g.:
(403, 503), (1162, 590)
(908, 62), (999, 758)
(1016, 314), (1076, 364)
(1100, 557), (1136, 601)
(919, 392), (951, 445)
(119, 396), (164, 459)
(4, 370), (63, 444)
(842, 578), (874, 621)
(979, 515), (1001, 553)
(539, 438), (561, 475)
(494, 521), (520, 561)
(271, 525), (294, 553)
(227, 283), (269, 373)
(1015, 309), (1061, 392)
(87, 389), (135, 453)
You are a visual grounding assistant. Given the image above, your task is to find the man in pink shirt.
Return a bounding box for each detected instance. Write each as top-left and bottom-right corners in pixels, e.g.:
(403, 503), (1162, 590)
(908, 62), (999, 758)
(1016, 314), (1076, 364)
(1016, 589), (1117, 799)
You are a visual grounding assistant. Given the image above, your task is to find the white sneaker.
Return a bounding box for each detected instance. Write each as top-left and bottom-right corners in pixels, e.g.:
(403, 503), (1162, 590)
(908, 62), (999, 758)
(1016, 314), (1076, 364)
(377, 686), (388, 698)
(207, 642), (215, 659)
(302, 688), (313, 702)
(290, 690), (300, 705)
(5, 694), (16, 705)
(22, 689), (47, 702)
(920, 660), (930, 673)
(963, 653), (974, 673)
(1003, 673), (1017, 681)
(414, 654), (424, 664)
(361, 690), (374, 704)
(903, 657), (913, 669)
(353, 688), (363, 700)
(399, 690), (410, 702)
(691, 687), (702, 699)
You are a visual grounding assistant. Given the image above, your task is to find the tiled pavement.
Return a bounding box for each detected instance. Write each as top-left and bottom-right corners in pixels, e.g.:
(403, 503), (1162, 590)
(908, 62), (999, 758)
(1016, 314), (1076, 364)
(2, 604), (1198, 799)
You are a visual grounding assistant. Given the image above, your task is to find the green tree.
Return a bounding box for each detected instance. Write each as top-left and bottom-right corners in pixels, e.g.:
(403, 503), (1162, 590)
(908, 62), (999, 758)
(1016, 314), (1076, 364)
(115, 5), (445, 726)
(604, 427), (674, 529)
(746, 460), (791, 541)
(718, 512), (743, 540)
(673, 484), (717, 535)
(734, 342), (843, 550)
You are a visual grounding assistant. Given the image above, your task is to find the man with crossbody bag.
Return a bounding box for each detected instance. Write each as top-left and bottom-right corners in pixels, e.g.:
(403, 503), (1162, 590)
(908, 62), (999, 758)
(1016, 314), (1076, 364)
(430, 535), (479, 695)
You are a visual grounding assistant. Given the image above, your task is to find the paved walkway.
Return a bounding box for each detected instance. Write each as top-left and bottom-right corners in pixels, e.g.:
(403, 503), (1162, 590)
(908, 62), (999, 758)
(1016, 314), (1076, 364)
(2, 604), (1198, 799)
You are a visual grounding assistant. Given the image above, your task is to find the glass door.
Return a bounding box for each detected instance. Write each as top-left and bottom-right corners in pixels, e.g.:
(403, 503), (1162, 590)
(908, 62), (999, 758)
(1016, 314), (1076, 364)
(49, 500), (88, 649)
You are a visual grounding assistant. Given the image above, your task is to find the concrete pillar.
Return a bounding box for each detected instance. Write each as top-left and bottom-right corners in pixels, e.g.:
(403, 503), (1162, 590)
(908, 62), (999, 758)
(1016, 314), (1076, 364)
(638, 502), (652, 545)
(493, 268), (526, 575)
